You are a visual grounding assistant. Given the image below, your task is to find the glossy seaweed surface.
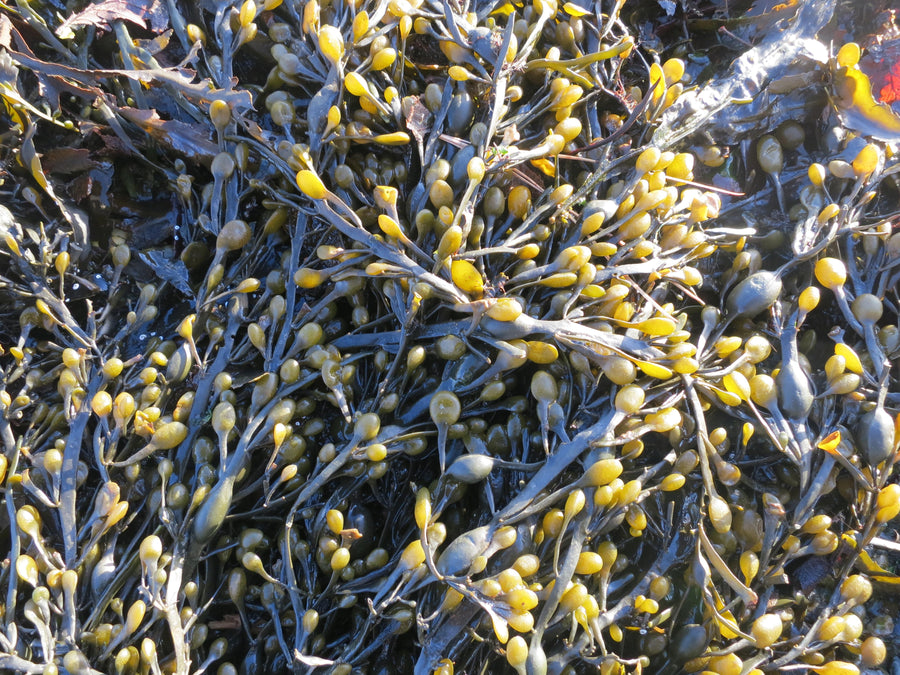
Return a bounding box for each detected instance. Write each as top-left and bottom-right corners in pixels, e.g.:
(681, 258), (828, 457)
(1, 0), (900, 674)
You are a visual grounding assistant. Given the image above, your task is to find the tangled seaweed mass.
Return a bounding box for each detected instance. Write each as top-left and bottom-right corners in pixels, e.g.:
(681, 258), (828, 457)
(2, 0), (900, 672)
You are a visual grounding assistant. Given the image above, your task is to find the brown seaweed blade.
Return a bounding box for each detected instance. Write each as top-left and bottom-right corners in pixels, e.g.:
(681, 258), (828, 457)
(1, 0), (900, 673)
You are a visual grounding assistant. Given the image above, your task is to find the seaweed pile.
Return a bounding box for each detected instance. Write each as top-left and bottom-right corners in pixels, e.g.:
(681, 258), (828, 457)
(1, 0), (900, 673)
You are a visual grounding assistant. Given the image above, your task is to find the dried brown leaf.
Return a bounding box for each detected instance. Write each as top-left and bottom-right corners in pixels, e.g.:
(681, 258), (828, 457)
(56, 0), (170, 39)
(42, 148), (99, 175)
(404, 95), (432, 147)
(117, 106), (218, 164)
